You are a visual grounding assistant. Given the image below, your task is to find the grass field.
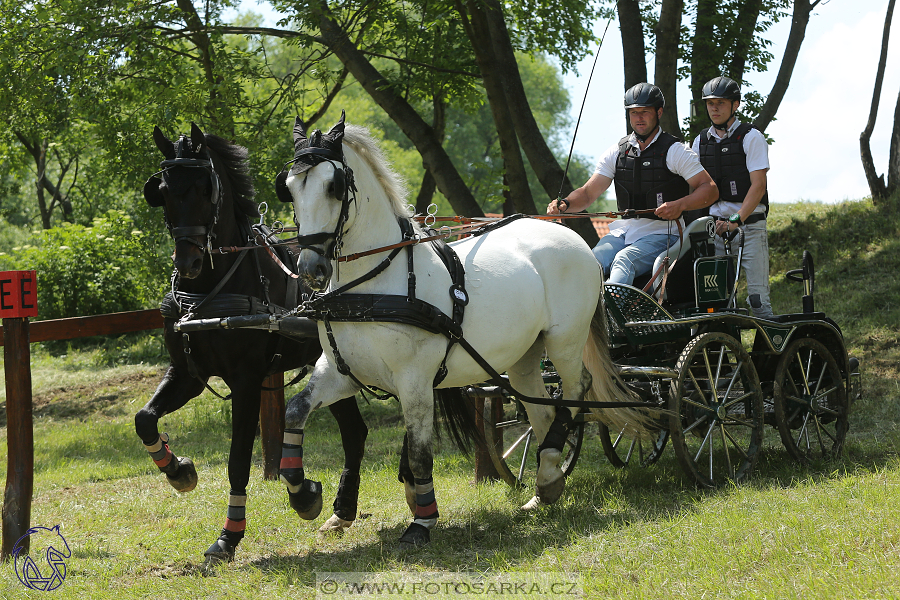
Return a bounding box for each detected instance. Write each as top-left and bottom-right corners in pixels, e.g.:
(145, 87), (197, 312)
(2, 198), (900, 599)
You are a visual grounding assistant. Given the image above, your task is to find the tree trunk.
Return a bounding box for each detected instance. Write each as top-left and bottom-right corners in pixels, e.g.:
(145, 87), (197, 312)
(312, 1), (484, 217)
(727, 0), (763, 82)
(479, 0), (597, 244)
(655, 0), (684, 140)
(860, 0), (894, 203)
(617, 0), (648, 135)
(460, 0), (536, 215)
(617, 0), (648, 88)
(689, 0), (720, 140)
(754, 0), (820, 133)
(415, 93), (446, 215)
(888, 86), (900, 195)
(175, 0), (234, 137)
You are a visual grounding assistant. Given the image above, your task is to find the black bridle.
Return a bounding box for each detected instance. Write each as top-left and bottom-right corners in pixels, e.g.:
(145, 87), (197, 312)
(151, 136), (224, 261)
(276, 146), (357, 265)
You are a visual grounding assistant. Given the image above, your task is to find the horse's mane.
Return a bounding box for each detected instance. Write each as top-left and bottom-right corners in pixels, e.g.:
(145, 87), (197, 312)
(342, 125), (409, 219)
(203, 133), (259, 219)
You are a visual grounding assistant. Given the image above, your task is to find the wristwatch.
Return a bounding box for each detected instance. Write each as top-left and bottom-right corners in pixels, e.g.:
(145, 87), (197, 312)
(728, 213), (743, 226)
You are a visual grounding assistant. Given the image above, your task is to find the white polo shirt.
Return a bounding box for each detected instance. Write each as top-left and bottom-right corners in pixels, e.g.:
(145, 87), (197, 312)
(691, 120), (770, 219)
(594, 129), (705, 244)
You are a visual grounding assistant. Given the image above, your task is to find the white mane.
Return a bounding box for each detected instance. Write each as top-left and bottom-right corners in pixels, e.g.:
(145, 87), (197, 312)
(343, 125), (410, 220)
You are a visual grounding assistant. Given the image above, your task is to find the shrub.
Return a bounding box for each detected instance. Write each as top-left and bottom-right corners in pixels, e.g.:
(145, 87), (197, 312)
(9, 210), (169, 320)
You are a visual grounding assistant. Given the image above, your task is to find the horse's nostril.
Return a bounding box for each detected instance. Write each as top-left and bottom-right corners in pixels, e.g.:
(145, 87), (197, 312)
(191, 256), (203, 274)
(315, 264), (327, 281)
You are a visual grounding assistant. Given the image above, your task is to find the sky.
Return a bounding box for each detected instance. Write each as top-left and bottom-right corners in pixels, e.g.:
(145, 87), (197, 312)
(232, 1), (900, 204)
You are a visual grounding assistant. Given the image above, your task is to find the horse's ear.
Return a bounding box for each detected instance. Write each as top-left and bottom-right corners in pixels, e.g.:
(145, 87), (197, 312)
(190, 122), (206, 154)
(143, 176), (165, 208)
(325, 110), (346, 144)
(292, 116), (308, 154)
(275, 171), (293, 203)
(153, 126), (175, 159)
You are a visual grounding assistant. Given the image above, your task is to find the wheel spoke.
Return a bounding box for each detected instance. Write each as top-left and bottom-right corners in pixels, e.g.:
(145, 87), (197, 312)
(722, 425), (750, 461)
(682, 396), (712, 411)
(720, 423), (733, 477)
(683, 412), (710, 435)
(518, 430), (533, 480)
(502, 427), (533, 460)
(722, 389), (755, 410)
(688, 369), (711, 406)
(815, 416), (839, 444)
(624, 438), (637, 464)
(694, 421), (716, 463)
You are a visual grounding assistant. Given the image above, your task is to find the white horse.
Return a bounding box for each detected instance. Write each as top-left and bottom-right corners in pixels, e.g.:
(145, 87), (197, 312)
(277, 113), (649, 548)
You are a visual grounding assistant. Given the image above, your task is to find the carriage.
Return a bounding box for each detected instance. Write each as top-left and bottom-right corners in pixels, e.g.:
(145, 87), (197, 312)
(478, 216), (862, 489)
(158, 114), (861, 552)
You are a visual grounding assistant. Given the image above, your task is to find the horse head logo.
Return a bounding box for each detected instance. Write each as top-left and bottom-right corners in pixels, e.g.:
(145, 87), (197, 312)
(13, 525), (71, 591)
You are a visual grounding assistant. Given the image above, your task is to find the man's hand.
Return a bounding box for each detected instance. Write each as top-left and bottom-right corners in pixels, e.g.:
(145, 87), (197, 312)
(546, 198), (569, 215)
(654, 200), (683, 221)
(715, 219), (739, 237)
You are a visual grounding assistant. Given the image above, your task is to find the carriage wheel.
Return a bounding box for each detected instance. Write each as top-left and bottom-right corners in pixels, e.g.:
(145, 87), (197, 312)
(482, 396), (584, 488)
(773, 338), (849, 463)
(598, 423), (668, 468)
(669, 332), (764, 487)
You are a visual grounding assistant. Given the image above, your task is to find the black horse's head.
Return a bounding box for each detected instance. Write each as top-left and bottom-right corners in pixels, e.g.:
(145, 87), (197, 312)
(144, 123), (257, 279)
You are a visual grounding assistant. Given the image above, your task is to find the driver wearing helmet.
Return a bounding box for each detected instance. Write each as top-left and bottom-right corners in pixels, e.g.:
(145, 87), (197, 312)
(547, 83), (718, 286)
(691, 76), (773, 319)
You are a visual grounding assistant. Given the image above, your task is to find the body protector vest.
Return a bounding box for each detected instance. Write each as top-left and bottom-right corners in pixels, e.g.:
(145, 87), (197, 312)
(698, 122), (769, 215)
(614, 132), (690, 219)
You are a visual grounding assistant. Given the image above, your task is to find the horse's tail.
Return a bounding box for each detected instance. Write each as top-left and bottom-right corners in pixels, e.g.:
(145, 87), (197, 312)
(433, 388), (483, 457)
(583, 296), (660, 440)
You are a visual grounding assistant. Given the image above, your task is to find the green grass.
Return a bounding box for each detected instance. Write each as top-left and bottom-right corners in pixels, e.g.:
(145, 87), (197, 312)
(1, 198), (900, 598)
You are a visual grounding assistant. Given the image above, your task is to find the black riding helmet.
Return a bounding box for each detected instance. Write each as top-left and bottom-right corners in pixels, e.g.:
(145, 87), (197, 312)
(702, 76), (741, 132)
(624, 83), (665, 109)
(701, 76), (741, 101)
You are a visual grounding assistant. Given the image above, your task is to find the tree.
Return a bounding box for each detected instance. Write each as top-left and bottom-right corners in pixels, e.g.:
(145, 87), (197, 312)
(861, 0), (900, 204)
(617, 0), (812, 140)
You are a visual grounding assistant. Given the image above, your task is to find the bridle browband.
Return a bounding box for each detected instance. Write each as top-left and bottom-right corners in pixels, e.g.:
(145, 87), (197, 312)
(279, 145), (357, 270)
(151, 137), (224, 264)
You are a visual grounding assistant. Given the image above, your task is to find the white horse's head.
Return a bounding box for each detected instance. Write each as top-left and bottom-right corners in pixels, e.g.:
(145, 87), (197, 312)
(277, 112), (410, 290)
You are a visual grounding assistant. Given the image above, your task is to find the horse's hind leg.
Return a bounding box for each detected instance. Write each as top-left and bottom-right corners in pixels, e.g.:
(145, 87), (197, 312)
(134, 366), (205, 492)
(203, 379), (263, 567)
(318, 396), (368, 534)
(514, 335), (589, 508)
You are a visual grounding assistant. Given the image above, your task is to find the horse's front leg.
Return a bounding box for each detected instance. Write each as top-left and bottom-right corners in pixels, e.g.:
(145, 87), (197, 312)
(318, 396), (368, 534)
(396, 383), (437, 549)
(282, 363), (360, 521)
(202, 378), (263, 567)
(134, 366), (205, 493)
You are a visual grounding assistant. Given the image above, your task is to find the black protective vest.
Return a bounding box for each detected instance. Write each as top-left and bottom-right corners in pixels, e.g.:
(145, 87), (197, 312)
(614, 132), (690, 219)
(698, 123), (769, 212)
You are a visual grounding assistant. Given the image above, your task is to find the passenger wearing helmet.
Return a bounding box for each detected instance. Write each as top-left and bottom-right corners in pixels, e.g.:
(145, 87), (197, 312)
(547, 83), (718, 285)
(692, 76), (773, 319)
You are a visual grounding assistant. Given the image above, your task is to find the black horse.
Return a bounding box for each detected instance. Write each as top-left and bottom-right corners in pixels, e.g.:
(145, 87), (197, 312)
(138, 123), (366, 565)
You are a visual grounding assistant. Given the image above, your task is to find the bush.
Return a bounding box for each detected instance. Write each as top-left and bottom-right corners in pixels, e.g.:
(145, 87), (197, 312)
(8, 210), (169, 320)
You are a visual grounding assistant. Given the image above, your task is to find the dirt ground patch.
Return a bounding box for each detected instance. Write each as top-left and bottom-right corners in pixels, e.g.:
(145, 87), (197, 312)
(0, 368), (166, 427)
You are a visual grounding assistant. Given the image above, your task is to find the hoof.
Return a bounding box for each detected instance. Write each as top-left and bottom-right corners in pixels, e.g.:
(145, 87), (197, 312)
(535, 448), (565, 504)
(521, 495), (544, 511)
(535, 474), (566, 505)
(318, 514), (354, 535)
(398, 522), (430, 550)
(165, 457), (198, 493)
(202, 539), (235, 574)
(288, 479), (323, 520)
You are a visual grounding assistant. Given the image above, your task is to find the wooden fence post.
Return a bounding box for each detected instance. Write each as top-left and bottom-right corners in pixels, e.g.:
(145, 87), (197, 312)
(473, 395), (502, 482)
(1, 318), (34, 561)
(260, 373), (285, 480)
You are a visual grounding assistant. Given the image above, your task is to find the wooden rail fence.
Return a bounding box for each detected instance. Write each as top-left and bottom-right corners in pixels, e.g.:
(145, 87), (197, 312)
(1, 309), (286, 560)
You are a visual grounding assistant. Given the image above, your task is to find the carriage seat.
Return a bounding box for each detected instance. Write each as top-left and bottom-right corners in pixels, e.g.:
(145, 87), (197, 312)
(644, 216), (717, 304)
